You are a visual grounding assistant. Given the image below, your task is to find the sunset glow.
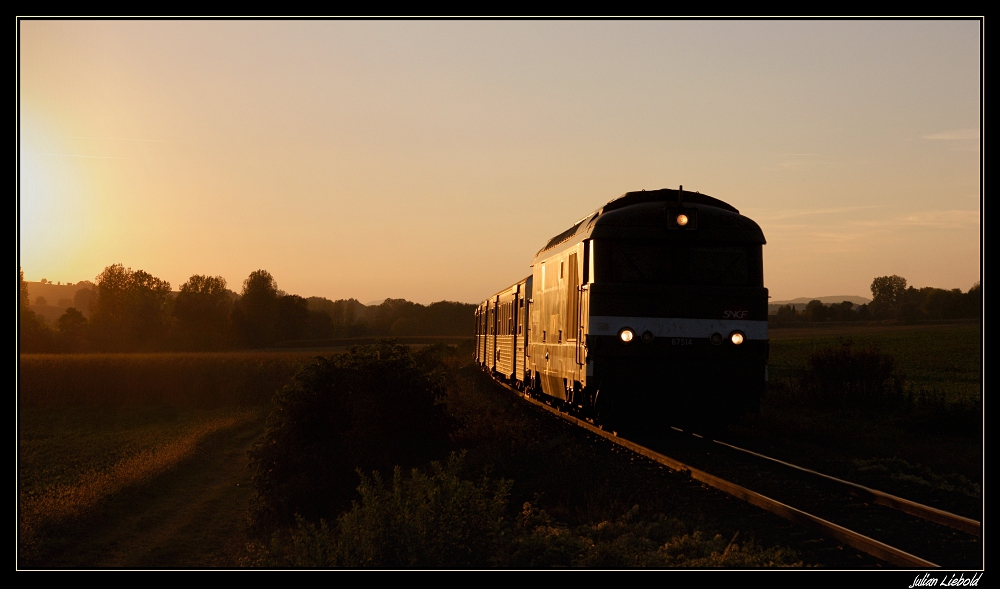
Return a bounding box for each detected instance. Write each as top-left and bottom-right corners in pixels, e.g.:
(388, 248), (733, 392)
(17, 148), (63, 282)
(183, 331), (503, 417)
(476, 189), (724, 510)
(18, 20), (981, 302)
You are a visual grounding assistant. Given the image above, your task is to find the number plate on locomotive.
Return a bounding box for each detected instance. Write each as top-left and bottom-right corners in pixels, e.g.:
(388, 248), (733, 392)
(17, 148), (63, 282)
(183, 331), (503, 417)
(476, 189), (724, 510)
(671, 338), (694, 346)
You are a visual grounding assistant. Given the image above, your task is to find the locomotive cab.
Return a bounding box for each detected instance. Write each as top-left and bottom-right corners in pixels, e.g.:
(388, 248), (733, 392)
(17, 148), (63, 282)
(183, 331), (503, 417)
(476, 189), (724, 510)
(478, 187), (768, 432)
(531, 189), (767, 430)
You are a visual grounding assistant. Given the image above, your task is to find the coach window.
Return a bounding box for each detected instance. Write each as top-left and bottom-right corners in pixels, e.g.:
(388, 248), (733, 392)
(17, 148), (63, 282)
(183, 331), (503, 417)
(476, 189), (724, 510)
(560, 261), (564, 281)
(541, 264), (546, 290)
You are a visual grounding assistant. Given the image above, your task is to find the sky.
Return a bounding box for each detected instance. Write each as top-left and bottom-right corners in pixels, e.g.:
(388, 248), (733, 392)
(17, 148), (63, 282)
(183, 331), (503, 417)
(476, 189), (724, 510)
(18, 19), (981, 304)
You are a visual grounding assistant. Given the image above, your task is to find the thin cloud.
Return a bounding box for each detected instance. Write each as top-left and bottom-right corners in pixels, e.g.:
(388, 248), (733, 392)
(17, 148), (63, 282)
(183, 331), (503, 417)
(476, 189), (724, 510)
(762, 209), (980, 255)
(762, 159), (845, 171)
(922, 128), (979, 140)
(755, 205), (884, 221)
(853, 210), (980, 230)
(66, 136), (166, 142)
(27, 152), (125, 159)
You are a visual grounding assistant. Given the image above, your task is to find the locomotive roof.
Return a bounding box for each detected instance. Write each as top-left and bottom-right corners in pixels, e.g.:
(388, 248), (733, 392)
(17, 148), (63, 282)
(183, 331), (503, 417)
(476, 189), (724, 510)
(603, 188), (739, 215)
(534, 188), (763, 260)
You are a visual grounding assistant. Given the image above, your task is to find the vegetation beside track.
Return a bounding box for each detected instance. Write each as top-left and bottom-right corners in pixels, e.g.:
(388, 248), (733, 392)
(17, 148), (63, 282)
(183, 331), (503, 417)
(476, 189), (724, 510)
(251, 343), (809, 568)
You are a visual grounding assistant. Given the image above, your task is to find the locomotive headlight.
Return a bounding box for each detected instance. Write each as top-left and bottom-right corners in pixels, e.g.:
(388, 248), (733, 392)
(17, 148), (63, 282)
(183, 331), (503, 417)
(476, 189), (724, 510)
(676, 214), (689, 227)
(730, 331), (745, 345)
(619, 328), (635, 343)
(641, 330), (654, 344)
(711, 332), (724, 345)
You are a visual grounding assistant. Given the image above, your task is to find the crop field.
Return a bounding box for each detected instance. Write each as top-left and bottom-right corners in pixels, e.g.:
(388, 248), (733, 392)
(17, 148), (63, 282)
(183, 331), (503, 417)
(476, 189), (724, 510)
(768, 322), (982, 406)
(737, 321), (982, 517)
(17, 351), (318, 567)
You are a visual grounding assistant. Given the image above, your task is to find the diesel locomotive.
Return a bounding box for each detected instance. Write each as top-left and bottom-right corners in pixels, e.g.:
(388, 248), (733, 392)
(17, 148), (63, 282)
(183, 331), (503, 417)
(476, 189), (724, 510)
(474, 187), (768, 430)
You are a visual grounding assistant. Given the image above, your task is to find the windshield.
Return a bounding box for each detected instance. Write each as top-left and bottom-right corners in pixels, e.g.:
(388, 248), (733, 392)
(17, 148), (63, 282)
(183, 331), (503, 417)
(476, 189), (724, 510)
(599, 240), (751, 286)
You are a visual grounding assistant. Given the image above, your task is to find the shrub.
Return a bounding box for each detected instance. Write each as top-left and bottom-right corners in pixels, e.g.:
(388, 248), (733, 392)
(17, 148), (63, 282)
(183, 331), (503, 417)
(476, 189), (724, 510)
(248, 340), (454, 529)
(264, 452), (511, 568)
(799, 340), (906, 411)
(335, 453), (511, 568)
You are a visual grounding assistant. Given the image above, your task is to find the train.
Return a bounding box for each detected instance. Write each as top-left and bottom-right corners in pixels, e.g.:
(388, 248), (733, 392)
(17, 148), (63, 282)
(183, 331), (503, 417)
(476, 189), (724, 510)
(474, 187), (769, 431)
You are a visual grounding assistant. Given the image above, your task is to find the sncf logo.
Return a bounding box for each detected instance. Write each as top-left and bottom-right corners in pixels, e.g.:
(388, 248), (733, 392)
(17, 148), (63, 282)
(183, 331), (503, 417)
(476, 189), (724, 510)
(723, 310), (748, 319)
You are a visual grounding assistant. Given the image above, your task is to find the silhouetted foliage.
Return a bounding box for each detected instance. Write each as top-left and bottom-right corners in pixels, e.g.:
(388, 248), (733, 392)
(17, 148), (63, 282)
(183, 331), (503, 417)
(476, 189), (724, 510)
(19, 267), (53, 352)
(89, 264), (172, 351)
(249, 341), (454, 529)
(274, 295), (311, 342)
(871, 275), (908, 306)
(805, 300), (827, 322)
(303, 297), (477, 338)
(55, 307), (89, 352)
(800, 341), (906, 411)
(174, 275), (234, 350)
(275, 454), (511, 568)
(232, 270), (280, 348)
(771, 277), (980, 325)
(307, 297), (365, 336)
(72, 286), (96, 317)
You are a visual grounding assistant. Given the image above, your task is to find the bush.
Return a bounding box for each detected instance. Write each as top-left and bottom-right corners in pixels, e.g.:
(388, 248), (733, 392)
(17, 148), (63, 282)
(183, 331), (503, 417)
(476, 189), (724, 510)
(264, 453), (511, 568)
(248, 340), (454, 529)
(334, 452), (511, 568)
(799, 340), (906, 411)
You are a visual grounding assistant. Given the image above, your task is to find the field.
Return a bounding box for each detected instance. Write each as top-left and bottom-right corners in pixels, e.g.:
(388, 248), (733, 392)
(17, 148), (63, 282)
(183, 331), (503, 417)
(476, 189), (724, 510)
(17, 322), (982, 568)
(735, 321), (982, 518)
(17, 351), (318, 567)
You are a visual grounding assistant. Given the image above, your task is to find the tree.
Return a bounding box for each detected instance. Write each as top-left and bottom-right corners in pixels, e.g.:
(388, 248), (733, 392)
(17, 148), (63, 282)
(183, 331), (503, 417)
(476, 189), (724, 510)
(174, 275), (234, 350)
(73, 287), (95, 317)
(871, 275), (907, 306)
(232, 270), (280, 347)
(19, 267), (52, 352)
(56, 307), (89, 352)
(964, 282), (982, 318)
(275, 294), (311, 343)
(805, 300), (828, 322)
(89, 264), (172, 351)
(20, 267), (30, 312)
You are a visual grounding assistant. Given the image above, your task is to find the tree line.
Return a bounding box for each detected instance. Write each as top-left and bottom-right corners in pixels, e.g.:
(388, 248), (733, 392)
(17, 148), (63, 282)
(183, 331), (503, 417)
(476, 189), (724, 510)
(771, 275), (981, 324)
(19, 265), (476, 353)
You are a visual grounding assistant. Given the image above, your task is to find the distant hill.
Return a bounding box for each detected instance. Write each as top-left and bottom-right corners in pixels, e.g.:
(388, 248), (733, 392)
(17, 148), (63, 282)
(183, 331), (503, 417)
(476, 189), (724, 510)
(768, 295), (871, 315)
(24, 281), (97, 323)
(771, 295), (871, 306)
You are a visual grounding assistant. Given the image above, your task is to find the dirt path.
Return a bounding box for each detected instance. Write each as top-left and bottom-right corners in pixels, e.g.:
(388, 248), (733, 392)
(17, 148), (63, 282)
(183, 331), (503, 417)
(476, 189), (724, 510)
(34, 413), (265, 569)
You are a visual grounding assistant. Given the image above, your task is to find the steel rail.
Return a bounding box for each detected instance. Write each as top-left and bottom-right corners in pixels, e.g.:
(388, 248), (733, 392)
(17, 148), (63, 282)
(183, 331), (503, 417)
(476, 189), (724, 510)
(491, 378), (940, 568)
(710, 439), (981, 537)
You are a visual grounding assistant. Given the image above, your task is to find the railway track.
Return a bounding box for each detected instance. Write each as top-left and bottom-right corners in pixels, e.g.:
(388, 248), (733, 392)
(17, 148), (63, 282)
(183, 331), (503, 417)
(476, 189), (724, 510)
(491, 376), (982, 569)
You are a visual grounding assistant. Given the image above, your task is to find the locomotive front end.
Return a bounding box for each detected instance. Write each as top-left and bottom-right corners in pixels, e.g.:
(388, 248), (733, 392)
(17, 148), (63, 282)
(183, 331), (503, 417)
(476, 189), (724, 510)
(582, 191), (768, 429)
